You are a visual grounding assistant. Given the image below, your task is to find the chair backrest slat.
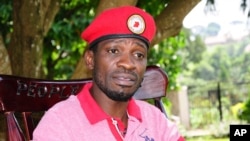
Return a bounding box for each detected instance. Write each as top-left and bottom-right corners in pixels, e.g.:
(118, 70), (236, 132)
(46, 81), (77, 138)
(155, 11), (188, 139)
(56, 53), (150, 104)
(0, 76), (91, 112)
(5, 112), (26, 141)
(0, 65), (168, 141)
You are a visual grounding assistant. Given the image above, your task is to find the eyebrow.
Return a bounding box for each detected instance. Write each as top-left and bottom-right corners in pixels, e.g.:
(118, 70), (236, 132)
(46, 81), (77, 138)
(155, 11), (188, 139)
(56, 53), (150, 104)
(101, 38), (147, 49)
(134, 41), (147, 49)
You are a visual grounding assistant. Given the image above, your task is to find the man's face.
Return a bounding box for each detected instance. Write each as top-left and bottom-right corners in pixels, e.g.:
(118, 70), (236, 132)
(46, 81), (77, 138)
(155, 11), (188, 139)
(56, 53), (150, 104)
(87, 38), (148, 101)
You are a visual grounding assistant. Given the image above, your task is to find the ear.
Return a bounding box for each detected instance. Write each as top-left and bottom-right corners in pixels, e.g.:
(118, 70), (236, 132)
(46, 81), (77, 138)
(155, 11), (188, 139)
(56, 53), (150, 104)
(84, 50), (94, 70)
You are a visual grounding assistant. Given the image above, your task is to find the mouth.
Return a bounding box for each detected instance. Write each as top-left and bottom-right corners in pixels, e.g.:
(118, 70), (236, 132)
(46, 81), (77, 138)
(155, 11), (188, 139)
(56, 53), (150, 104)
(112, 73), (137, 87)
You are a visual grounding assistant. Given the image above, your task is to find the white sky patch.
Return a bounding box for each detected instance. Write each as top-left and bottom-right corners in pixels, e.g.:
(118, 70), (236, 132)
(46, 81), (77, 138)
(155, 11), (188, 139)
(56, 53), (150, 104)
(183, 0), (249, 29)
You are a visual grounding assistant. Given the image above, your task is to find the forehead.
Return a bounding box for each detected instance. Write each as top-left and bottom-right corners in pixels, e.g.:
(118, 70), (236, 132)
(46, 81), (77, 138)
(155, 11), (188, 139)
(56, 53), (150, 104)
(98, 38), (147, 48)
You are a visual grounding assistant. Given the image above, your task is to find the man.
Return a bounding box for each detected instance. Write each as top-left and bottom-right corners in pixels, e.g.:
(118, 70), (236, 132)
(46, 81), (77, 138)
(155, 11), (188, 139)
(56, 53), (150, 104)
(33, 6), (185, 141)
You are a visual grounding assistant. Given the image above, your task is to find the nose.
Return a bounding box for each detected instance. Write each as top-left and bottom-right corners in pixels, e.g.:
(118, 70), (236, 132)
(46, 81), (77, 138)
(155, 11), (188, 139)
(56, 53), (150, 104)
(117, 53), (136, 70)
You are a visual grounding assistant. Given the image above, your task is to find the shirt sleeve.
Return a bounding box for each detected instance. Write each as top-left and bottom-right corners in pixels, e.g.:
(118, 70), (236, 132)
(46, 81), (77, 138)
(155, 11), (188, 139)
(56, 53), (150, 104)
(161, 116), (184, 141)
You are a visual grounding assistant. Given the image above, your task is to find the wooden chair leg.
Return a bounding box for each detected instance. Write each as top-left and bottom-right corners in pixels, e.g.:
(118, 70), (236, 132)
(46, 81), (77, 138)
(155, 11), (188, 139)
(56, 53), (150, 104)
(22, 112), (35, 140)
(5, 112), (26, 141)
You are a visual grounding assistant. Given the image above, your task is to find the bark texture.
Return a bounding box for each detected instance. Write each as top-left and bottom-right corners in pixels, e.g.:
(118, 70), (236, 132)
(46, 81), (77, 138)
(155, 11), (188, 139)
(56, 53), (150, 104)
(8, 0), (60, 78)
(153, 0), (201, 45)
(0, 35), (12, 74)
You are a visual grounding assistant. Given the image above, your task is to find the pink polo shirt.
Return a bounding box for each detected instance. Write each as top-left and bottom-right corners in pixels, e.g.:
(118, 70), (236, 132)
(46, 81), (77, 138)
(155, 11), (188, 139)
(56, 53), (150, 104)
(33, 83), (185, 141)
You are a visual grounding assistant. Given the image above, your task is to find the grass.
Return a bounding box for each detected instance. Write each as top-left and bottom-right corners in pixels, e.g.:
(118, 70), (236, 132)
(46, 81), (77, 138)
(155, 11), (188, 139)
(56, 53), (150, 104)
(186, 136), (229, 141)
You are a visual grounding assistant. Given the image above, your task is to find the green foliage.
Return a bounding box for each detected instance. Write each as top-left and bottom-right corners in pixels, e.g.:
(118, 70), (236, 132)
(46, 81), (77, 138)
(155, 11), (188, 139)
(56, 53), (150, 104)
(239, 92), (250, 122)
(208, 121), (229, 138)
(43, 0), (98, 79)
(162, 97), (172, 115)
(137, 0), (169, 16)
(148, 31), (186, 90)
(190, 107), (214, 128)
(186, 136), (228, 141)
(231, 102), (245, 119)
(181, 27), (250, 130)
(0, 0), (12, 44)
(181, 28), (206, 71)
(187, 79), (249, 129)
(181, 33), (250, 85)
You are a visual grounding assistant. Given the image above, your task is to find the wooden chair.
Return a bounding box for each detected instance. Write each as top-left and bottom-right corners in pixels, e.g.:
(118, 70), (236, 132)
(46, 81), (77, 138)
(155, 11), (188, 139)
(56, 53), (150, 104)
(0, 65), (168, 141)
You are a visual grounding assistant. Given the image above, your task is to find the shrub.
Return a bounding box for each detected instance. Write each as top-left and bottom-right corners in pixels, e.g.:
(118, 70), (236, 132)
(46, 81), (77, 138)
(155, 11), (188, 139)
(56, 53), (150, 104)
(239, 99), (250, 123)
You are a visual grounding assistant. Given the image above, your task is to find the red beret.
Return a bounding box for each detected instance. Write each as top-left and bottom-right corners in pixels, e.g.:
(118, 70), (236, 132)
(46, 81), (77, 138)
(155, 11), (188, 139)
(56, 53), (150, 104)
(81, 6), (156, 48)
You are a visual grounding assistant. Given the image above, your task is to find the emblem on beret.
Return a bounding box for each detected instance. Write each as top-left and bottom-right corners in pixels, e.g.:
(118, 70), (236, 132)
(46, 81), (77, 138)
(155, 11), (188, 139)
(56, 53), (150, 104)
(127, 14), (145, 34)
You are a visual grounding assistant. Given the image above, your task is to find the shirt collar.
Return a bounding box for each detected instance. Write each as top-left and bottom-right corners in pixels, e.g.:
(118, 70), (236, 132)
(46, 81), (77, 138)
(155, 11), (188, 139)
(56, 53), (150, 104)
(77, 82), (142, 124)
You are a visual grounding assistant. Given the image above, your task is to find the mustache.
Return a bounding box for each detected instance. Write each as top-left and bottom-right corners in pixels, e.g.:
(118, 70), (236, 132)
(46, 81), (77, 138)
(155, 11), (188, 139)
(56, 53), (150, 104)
(113, 69), (138, 77)
(113, 69), (145, 88)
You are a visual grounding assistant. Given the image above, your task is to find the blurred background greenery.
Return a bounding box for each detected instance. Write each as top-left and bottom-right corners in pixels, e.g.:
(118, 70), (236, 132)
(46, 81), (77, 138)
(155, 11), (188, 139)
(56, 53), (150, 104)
(1, 0), (250, 140)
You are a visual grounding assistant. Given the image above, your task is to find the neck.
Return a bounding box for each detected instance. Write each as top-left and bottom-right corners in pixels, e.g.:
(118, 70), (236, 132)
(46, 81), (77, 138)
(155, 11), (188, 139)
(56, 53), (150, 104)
(103, 101), (129, 128)
(114, 111), (128, 129)
(90, 86), (129, 124)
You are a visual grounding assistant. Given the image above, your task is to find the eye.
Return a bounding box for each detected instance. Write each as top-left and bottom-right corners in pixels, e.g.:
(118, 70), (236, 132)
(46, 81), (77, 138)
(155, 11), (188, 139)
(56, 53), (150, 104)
(134, 52), (145, 59)
(108, 48), (119, 54)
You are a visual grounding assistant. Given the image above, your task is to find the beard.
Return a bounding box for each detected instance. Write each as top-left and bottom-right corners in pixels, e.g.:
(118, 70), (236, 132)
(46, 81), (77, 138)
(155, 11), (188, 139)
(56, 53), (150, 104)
(93, 67), (142, 102)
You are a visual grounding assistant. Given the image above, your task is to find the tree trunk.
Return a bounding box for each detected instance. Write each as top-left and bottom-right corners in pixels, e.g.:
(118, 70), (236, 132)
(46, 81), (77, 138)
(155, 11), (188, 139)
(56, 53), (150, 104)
(152, 0), (201, 45)
(8, 0), (60, 78)
(71, 0), (201, 79)
(0, 35), (12, 75)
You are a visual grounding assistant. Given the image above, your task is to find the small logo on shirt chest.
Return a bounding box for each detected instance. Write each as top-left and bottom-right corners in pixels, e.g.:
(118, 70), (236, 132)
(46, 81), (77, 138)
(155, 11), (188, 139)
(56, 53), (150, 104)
(139, 128), (155, 141)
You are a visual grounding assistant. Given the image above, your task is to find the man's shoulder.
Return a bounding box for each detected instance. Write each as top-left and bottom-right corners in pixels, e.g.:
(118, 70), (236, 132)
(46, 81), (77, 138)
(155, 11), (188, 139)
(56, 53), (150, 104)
(47, 95), (79, 113)
(133, 99), (162, 113)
